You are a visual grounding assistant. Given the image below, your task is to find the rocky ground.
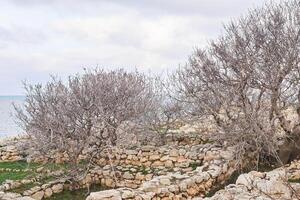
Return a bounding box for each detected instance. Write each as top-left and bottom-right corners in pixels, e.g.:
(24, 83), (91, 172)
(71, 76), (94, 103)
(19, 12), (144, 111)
(0, 132), (299, 200)
(87, 161), (300, 200)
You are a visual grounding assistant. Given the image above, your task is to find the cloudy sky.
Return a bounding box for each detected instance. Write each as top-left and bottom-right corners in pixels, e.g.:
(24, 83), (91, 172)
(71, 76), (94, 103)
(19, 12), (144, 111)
(0, 0), (280, 95)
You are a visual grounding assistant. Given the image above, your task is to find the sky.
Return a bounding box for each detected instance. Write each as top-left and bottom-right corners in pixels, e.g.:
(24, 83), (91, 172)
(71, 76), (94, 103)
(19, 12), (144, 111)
(0, 0), (280, 95)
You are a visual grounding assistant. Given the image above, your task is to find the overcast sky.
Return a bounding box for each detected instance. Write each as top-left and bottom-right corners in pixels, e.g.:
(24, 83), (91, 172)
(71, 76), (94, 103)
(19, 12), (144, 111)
(0, 0), (280, 95)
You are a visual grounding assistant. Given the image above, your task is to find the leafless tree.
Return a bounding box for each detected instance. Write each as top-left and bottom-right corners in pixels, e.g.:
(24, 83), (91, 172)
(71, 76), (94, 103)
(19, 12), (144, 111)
(172, 0), (300, 168)
(14, 69), (163, 181)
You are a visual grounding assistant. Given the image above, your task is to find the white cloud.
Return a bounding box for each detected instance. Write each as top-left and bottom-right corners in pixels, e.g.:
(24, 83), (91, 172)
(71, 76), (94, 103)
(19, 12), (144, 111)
(0, 0), (282, 95)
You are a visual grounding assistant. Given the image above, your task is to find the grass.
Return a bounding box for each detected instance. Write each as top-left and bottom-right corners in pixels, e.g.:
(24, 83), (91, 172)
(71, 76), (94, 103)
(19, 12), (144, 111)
(139, 166), (149, 175)
(0, 160), (89, 197)
(0, 171), (32, 184)
(201, 139), (214, 144)
(288, 178), (300, 183)
(48, 184), (105, 200)
(0, 161), (39, 170)
(189, 162), (201, 170)
(0, 161), (69, 185)
(0, 161), (39, 184)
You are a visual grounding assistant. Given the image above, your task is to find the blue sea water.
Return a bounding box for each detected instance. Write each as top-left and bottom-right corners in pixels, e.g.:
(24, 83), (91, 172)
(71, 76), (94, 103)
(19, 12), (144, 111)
(0, 96), (25, 137)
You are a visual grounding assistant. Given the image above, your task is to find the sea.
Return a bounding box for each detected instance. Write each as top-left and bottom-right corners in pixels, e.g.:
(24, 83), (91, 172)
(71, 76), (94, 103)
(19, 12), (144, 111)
(0, 96), (25, 138)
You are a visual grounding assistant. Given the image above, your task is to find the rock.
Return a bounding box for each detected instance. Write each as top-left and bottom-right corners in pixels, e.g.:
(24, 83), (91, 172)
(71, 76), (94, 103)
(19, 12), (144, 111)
(30, 186), (41, 193)
(36, 167), (44, 173)
(140, 181), (159, 192)
(51, 184), (63, 193)
(169, 149), (179, 157)
(179, 182), (187, 192)
(140, 192), (155, 199)
(16, 197), (35, 200)
(149, 154), (160, 161)
(236, 173), (255, 189)
(1, 192), (22, 199)
(178, 149), (186, 156)
(83, 174), (92, 185)
(164, 160), (173, 168)
(44, 188), (53, 198)
(249, 171), (265, 179)
(187, 187), (198, 196)
(125, 150), (138, 155)
(255, 180), (291, 199)
(135, 172), (145, 181)
(141, 146), (155, 152)
(87, 190), (122, 200)
(204, 151), (220, 161)
(140, 157), (148, 162)
(5, 145), (17, 152)
(31, 191), (44, 200)
(177, 157), (187, 163)
(151, 161), (163, 167)
(265, 169), (286, 181)
(145, 174), (153, 181)
(41, 184), (51, 190)
(160, 155), (169, 161)
(171, 173), (189, 180)
(123, 172), (134, 180)
(121, 190), (135, 198)
(219, 150), (234, 160)
(105, 178), (115, 188)
(159, 178), (171, 185)
(194, 175), (204, 184)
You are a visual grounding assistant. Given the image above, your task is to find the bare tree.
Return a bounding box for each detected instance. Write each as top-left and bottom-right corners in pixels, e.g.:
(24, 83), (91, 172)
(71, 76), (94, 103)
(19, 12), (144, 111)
(14, 69), (161, 181)
(172, 0), (300, 168)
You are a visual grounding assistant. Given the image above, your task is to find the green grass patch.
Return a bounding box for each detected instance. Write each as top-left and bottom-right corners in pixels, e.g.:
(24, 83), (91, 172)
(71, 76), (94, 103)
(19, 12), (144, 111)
(0, 161), (40, 184)
(0, 171), (33, 184)
(43, 163), (71, 172)
(48, 184), (105, 200)
(0, 161), (39, 170)
(0, 161), (37, 184)
(288, 178), (300, 183)
(189, 162), (201, 170)
(139, 166), (149, 175)
(0, 161), (69, 185)
(201, 139), (214, 144)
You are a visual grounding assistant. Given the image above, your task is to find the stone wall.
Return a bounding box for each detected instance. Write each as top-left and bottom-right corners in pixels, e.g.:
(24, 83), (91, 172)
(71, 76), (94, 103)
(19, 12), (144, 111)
(197, 160), (300, 200)
(0, 137), (28, 162)
(80, 144), (235, 189)
(86, 146), (236, 200)
(0, 132), (238, 200)
(0, 132), (211, 164)
(95, 143), (215, 169)
(0, 142), (236, 200)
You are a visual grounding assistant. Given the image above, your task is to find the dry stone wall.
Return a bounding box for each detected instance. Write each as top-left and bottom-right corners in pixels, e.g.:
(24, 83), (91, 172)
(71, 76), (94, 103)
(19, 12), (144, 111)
(86, 146), (236, 200)
(0, 132), (238, 200)
(0, 132), (210, 164)
(0, 137), (28, 162)
(195, 160), (300, 200)
(0, 143), (236, 200)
